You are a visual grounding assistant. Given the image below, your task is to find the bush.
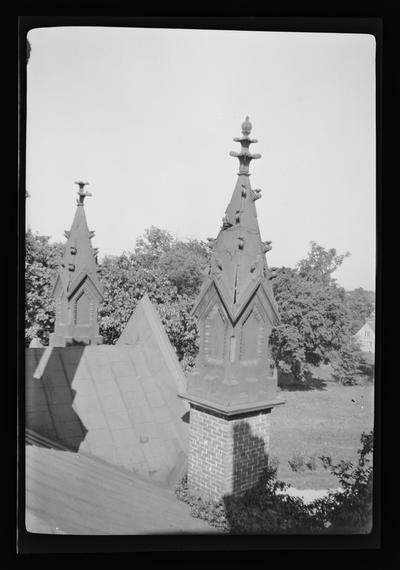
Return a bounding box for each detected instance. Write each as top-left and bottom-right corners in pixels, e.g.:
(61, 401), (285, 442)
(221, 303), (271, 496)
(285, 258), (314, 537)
(175, 475), (229, 533)
(288, 452), (318, 473)
(315, 430), (373, 533)
(329, 340), (364, 385)
(175, 431), (373, 534)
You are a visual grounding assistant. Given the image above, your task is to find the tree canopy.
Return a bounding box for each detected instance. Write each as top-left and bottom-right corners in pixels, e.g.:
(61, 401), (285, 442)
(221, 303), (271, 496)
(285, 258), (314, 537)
(25, 229), (63, 346)
(25, 228), (372, 383)
(269, 242), (369, 383)
(345, 287), (375, 334)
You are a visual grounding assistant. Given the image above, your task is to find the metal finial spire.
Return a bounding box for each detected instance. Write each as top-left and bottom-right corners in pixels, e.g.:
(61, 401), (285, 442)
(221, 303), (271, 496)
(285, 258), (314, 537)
(230, 116), (261, 175)
(74, 181), (92, 205)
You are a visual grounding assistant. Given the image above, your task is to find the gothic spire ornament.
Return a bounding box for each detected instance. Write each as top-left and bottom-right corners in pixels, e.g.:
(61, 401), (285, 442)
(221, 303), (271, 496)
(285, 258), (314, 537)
(183, 117), (280, 412)
(49, 182), (103, 346)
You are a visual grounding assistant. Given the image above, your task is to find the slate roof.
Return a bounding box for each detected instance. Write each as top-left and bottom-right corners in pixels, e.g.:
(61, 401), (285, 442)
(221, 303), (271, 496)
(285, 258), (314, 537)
(25, 444), (217, 534)
(26, 296), (189, 489)
(117, 293), (188, 398)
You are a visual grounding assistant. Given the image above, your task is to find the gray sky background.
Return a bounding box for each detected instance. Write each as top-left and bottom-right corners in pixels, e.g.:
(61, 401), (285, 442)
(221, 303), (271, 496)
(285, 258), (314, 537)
(26, 27), (376, 291)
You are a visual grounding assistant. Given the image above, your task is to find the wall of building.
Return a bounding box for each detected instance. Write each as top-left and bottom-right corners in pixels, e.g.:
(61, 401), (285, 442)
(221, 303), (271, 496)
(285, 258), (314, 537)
(355, 323), (375, 354)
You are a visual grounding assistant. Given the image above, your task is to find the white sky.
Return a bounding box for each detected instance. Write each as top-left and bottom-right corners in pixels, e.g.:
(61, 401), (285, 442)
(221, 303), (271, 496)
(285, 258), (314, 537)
(26, 27), (376, 291)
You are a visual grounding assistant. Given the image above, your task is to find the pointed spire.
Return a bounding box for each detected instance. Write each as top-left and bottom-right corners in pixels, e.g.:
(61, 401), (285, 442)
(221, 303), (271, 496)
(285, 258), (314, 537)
(49, 182), (103, 347)
(197, 117), (277, 321)
(182, 118), (280, 413)
(60, 182), (101, 293)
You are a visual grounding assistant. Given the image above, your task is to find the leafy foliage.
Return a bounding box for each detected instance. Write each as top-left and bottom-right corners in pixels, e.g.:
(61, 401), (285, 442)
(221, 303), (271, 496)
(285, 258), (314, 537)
(98, 228), (209, 368)
(98, 251), (180, 345)
(175, 431), (373, 534)
(175, 475), (229, 533)
(345, 288), (375, 334)
(25, 227), (368, 384)
(133, 225), (210, 297)
(297, 241), (350, 286)
(270, 245), (360, 382)
(288, 452), (318, 473)
(25, 229), (63, 346)
(24, 226), (207, 363)
(329, 340), (365, 385)
(315, 430), (373, 532)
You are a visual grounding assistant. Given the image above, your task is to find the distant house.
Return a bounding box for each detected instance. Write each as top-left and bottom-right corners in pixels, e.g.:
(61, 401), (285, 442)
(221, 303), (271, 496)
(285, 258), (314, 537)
(354, 319), (375, 355)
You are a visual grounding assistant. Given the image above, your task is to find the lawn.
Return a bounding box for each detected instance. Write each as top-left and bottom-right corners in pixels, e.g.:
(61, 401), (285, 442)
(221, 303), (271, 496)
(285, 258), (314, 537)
(269, 366), (374, 491)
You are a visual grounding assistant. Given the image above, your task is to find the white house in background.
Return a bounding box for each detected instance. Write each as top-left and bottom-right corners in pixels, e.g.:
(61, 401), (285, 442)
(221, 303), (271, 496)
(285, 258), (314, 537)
(354, 319), (375, 354)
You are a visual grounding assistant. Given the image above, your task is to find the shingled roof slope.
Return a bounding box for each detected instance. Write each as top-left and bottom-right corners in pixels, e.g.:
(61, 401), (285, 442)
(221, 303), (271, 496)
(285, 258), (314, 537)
(26, 445), (217, 534)
(117, 293), (187, 397)
(26, 297), (190, 488)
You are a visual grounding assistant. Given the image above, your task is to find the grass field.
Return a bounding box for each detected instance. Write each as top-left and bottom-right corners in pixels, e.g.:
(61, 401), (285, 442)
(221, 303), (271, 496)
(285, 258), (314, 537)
(269, 367), (374, 490)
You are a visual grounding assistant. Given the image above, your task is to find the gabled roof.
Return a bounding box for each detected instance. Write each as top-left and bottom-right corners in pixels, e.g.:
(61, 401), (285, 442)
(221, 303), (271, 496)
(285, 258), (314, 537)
(354, 320), (375, 337)
(26, 445), (217, 534)
(117, 293), (187, 396)
(26, 297), (189, 488)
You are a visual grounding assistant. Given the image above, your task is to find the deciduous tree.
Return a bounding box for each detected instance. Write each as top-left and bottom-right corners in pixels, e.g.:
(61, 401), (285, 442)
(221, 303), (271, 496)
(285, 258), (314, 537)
(270, 242), (362, 383)
(25, 229), (63, 345)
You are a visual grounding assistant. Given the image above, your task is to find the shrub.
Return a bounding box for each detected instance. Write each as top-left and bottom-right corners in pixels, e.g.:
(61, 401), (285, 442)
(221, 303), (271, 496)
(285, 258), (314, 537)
(175, 431), (373, 534)
(315, 430), (373, 533)
(175, 475), (229, 533)
(288, 452), (318, 473)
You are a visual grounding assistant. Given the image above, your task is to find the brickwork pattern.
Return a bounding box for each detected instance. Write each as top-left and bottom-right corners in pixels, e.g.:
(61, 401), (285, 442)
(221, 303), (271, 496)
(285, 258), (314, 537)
(188, 405), (271, 501)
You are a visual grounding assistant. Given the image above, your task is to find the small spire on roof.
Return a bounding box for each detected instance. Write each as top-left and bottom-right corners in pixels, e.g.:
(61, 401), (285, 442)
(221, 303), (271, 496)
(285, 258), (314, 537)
(75, 181), (92, 205)
(49, 181), (103, 347)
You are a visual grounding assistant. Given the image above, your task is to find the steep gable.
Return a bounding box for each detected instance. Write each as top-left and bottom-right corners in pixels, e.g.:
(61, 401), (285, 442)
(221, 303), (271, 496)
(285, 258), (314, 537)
(26, 296), (189, 489)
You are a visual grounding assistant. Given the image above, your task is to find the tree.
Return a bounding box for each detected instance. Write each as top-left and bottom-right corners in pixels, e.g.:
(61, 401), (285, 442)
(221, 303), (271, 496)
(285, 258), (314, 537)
(329, 339), (364, 385)
(25, 226), (206, 366)
(98, 252), (200, 369)
(269, 242), (361, 383)
(98, 229), (208, 368)
(134, 226), (210, 296)
(345, 288), (375, 334)
(133, 225), (175, 267)
(158, 240), (210, 297)
(297, 241), (350, 286)
(25, 229), (63, 346)
(25, 229), (364, 384)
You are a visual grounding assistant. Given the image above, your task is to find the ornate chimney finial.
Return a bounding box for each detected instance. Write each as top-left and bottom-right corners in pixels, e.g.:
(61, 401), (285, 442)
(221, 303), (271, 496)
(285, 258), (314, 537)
(241, 115), (252, 137)
(230, 116), (261, 176)
(74, 181), (92, 205)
